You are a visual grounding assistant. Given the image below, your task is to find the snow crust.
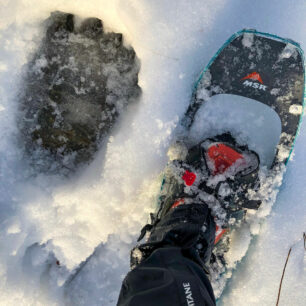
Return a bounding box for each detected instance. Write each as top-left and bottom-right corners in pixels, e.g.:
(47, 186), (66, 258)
(0, 0), (305, 305)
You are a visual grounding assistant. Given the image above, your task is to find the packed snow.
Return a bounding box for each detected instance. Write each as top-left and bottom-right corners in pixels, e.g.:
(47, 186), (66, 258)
(0, 0), (305, 305)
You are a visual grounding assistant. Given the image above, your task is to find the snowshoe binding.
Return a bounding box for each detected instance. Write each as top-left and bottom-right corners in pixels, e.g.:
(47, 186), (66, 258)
(157, 132), (260, 225)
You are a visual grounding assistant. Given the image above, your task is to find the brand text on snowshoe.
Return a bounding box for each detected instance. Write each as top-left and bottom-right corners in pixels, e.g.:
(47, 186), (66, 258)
(242, 80), (267, 91)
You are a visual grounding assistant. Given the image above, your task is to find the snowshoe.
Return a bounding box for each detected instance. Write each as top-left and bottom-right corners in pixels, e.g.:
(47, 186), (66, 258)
(176, 29), (305, 298)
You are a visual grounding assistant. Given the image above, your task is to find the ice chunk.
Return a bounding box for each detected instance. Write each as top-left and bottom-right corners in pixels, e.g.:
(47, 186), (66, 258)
(242, 33), (254, 48)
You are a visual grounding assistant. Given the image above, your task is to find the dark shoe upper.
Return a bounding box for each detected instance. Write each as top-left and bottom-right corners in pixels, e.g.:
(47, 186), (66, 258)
(132, 203), (216, 271)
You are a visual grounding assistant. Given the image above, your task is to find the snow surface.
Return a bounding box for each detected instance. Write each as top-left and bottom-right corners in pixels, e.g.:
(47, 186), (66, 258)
(188, 94), (282, 167)
(0, 0), (305, 305)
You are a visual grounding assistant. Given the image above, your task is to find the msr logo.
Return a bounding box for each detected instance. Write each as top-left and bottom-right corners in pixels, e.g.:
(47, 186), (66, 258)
(241, 72), (267, 91)
(183, 282), (195, 306)
(241, 72), (263, 84)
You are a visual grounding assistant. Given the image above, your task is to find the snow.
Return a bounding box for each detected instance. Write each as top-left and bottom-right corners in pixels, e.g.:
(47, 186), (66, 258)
(0, 0), (305, 305)
(189, 94), (282, 167)
(242, 33), (254, 49)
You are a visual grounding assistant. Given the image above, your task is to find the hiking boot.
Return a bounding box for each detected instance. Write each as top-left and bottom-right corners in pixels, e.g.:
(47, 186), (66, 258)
(132, 133), (260, 270)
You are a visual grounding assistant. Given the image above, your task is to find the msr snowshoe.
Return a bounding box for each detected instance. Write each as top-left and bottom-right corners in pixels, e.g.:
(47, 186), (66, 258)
(175, 29), (304, 298)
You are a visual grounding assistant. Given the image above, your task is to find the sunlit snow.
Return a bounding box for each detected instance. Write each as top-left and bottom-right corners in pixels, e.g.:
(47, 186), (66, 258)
(0, 0), (305, 305)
